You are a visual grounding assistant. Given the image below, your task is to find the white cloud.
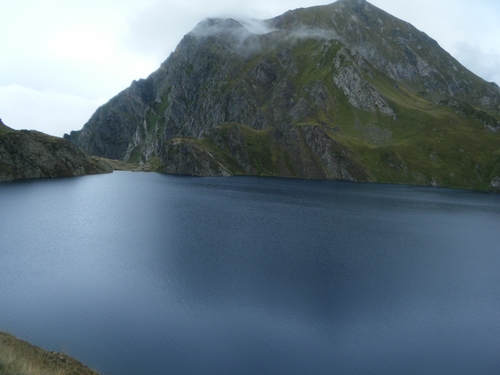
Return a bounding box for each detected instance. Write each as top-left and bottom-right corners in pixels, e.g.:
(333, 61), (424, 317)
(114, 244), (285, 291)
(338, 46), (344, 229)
(369, 0), (500, 84)
(124, 0), (334, 60)
(0, 85), (107, 137)
(451, 42), (500, 85)
(46, 26), (116, 66)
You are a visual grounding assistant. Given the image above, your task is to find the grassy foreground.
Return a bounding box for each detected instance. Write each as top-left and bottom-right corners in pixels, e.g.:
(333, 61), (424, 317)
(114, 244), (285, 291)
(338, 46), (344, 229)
(0, 332), (99, 375)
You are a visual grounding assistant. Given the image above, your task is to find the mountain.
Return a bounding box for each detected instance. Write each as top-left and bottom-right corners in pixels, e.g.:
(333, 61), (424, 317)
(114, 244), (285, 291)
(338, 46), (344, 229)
(0, 119), (112, 182)
(65, 0), (500, 191)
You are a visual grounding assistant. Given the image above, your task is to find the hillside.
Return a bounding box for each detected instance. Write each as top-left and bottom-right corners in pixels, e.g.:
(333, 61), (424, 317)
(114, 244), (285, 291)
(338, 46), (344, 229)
(65, 0), (500, 191)
(0, 119), (112, 182)
(0, 331), (99, 375)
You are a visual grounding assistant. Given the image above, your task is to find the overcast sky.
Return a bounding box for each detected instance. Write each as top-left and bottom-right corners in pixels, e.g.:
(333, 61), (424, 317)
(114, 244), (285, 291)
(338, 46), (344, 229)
(1, 0), (499, 136)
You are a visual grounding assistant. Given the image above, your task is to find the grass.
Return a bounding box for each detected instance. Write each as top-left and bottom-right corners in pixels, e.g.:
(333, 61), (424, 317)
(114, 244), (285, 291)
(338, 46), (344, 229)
(0, 332), (99, 375)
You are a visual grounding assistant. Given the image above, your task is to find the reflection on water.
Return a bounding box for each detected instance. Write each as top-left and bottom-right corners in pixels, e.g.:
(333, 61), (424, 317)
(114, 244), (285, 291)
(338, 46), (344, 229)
(1, 172), (500, 374)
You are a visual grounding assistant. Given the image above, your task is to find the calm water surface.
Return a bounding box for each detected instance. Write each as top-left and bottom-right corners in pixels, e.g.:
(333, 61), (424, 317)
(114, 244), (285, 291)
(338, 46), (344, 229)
(1, 172), (499, 374)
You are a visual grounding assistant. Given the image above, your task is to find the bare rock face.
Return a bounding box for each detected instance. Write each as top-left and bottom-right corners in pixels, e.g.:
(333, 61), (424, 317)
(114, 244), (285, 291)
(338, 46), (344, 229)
(300, 124), (369, 181)
(333, 64), (395, 117)
(332, 47), (395, 117)
(65, 79), (154, 160)
(0, 120), (112, 182)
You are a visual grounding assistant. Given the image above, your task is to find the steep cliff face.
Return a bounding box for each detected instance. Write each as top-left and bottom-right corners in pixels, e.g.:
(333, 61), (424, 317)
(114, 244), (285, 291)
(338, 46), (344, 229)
(0, 119), (112, 182)
(66, 79), (154, 160)
(66, 0), (500, 191)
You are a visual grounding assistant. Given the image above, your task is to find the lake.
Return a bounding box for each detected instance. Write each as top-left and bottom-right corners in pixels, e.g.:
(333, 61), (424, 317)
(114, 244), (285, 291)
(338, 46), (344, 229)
(1, 172), (499, 374)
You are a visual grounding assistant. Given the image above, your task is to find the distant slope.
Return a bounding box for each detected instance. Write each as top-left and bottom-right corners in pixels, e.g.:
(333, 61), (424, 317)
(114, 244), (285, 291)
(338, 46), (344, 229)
(0, 331), (99, 375)
(66, 0), (500, 191)
(0, 119), (112, 182)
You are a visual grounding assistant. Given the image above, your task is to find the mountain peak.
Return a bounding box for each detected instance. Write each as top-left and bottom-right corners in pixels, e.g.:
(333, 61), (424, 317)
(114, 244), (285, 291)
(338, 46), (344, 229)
(338, 0), (366, 5)
(190, 18), (248, 37)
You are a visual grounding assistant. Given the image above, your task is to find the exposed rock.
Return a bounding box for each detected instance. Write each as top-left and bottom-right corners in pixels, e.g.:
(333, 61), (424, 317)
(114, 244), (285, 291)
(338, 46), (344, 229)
(65, 78), (154, 160)
(490, 176), (500, 191)
(0, 120), (112, 182)
(210, 124), (254, 173)
(300, 124), (370, 181)
(161, 139), (232, 176)
(334, 64), (395, 116)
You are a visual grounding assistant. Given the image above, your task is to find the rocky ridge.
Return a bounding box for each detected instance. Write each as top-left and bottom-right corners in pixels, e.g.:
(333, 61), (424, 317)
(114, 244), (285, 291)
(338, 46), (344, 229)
(66, 0), (500, 191)
(0, 119), (112, 182)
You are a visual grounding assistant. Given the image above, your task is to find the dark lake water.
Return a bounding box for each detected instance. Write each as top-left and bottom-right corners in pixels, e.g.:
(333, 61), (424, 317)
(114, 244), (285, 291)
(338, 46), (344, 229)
(1, 172), (500, 374)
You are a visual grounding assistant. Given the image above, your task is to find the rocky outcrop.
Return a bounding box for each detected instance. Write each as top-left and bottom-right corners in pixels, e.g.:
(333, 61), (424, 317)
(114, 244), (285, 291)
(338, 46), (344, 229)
(491, 176), (500, 191)
(0, 120), (112, 182)
(333, 63), (395, 117)
(300, 124), (370, 181)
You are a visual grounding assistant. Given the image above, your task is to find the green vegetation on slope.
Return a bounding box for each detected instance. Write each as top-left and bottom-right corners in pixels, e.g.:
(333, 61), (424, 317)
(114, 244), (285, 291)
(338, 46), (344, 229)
(157, 25), (500, 191)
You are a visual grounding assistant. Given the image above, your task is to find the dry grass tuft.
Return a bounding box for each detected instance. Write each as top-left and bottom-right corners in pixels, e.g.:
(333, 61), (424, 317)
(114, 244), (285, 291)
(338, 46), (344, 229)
(0, 331), (100, 375)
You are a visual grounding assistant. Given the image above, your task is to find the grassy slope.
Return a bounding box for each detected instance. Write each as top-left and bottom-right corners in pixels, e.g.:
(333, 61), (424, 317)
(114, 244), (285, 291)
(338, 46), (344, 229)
(0, 332), (99, 375)
(354, 69), (500, 191)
